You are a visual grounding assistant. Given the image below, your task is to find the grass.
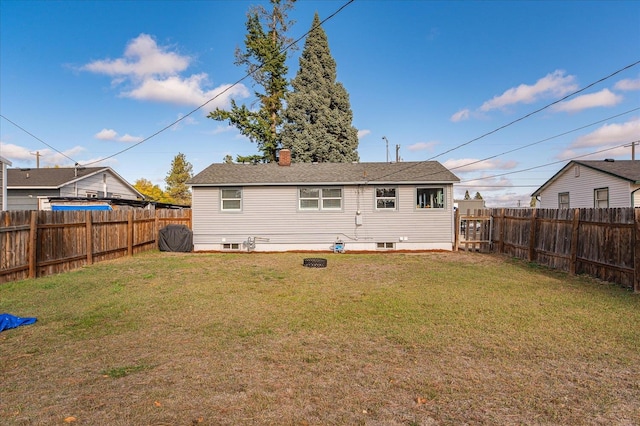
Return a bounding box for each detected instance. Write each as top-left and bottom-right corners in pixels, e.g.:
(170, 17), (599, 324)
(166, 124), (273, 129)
(0, 251), (638, 425)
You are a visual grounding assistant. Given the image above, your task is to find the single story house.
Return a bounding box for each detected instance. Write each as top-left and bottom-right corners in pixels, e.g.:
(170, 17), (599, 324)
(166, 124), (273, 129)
(188, 149), (460, 252)
(1, 155), (12, 211)
(6, 166), (143, 211)
(532, 159), (640, 208)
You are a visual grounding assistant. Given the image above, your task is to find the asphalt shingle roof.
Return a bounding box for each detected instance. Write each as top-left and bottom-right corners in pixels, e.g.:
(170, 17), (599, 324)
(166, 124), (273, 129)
(188, 161), (459, 186)
(8, 167), (109, 188)
(574, 160), (640, 182)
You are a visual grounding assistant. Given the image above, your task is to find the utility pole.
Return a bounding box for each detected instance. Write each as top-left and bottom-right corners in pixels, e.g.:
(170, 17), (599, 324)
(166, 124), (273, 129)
(382, 136), (389, 162)
(30, 151), (41, 168)
(395, 144), (401, 162)
(627, 141), (639, 160)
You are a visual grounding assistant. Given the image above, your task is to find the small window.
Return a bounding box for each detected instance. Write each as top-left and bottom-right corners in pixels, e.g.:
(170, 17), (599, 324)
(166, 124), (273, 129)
(376, 187), (397, 210)
(416, 187), (444, 209)
(222, 243), (240, 250)
(299, 187), (342, 210)
(594, 187), (609, 208)
(86, 191), (98, 199)
(574, 165), (580, 177)
(558, 192), (570, 209)
(221, 188), (242, 211)
(376, 242), (395, 249)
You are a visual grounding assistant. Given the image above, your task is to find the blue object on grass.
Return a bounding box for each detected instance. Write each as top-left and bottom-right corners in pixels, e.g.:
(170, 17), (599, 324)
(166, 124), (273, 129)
(0, 314), (37, 332)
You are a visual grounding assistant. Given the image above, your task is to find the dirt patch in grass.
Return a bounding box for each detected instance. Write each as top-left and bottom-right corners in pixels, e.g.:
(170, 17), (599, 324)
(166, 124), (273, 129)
(1, 251), (638, 425)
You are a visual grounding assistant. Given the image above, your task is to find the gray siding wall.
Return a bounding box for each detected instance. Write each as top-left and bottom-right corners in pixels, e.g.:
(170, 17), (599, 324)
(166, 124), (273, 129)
(539, 164), (631, 208)
(192, 183), (455, 251)
(59, 171), (139, 199)
(7, 189), (59, 210)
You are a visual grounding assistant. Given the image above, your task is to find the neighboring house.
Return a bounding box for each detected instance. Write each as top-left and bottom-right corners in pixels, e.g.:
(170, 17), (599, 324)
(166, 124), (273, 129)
(1, 155), (12, 211)
(188, 149), (460, 252)
(6, 166), (143, 211)
(532, 159), (640, 209)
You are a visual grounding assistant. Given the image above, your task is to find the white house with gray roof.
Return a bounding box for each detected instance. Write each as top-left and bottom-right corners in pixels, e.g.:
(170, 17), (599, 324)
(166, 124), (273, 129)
(188, 149), (460, 252)
(6, 166), (143, 210)
(532, 160), (640, 208)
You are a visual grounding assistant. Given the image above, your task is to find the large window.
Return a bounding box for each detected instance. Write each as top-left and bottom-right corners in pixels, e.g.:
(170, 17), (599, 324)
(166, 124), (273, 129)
(416, 187), (444, 209)
(375, 187), (397, 210)
(299, 187), (342, 210)
(558, 192), (570, 209)
(221, 188), (242, 211)
(594, 187), (609, 208)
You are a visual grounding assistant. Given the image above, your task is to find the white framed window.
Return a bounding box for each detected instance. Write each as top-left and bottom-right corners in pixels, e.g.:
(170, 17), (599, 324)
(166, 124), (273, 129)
(416, 187), (444, 209)
(222, 243), (240, 250)
(375, 187), (397, 210)
(86, 190), (98, 199)
(594, 187), (609, 208)
(221, 188), (242, 211)
(299, 187), (342, 210)
(558, 192), (569, 209)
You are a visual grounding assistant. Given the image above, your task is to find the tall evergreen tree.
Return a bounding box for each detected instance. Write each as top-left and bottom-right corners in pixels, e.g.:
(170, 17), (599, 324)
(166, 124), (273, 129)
(208, 0), (295, 163)
(165, 153), (193, 206)
(281, 13), (358, 163)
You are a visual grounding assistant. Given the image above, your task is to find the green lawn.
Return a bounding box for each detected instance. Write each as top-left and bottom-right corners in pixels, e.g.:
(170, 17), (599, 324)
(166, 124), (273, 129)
(1, 251), (638, 425)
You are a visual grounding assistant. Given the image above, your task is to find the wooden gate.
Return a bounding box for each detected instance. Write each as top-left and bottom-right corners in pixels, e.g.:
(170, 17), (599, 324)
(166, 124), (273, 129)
(455, 209), (492, 252)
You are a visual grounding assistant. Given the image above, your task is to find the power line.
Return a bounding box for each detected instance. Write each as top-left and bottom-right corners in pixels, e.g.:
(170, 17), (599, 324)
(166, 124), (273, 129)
(367, 59), (640, 183)
(0, 114), (79, 164)
(458, 140), (639, 184)
(405, 106), (640, 182)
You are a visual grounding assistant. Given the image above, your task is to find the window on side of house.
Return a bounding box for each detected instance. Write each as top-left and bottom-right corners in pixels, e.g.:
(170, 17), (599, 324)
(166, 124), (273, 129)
(558, 192), (570, 209)
(375, 187), (397, 210)
(376, 242), (395, 249)
(594, 187), (609, 208)
(416, 187), (444, 209)
(299, 187), (342, 210)
(221, 188), (242, 211)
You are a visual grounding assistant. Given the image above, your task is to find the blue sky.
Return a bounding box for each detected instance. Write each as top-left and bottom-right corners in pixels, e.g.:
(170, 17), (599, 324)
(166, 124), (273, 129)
(1, 0), (639, 207)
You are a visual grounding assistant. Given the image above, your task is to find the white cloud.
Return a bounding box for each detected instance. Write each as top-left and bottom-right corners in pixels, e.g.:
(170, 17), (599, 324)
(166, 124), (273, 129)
(118, 134), (144, 143)
(450, 108), (470, 122)
(444, 158), (517, 173)
(570, 117), (640, 148)
(0, 142), (33, 161)
(615, 78), (640, 91)
(407, 141), (438, 152)
(357, 129), (371, 139)
(95, 128), (118, 140)
(82, 34), (189, 78)
(81, 33), (249, 109)
(552, 89), (622, 113)
(95, 128), (143, 143)
(480, 70), (578, 112)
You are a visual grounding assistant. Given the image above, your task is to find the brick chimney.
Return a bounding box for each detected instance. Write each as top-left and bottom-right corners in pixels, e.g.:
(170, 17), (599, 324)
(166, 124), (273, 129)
(278, 148), (291, 166)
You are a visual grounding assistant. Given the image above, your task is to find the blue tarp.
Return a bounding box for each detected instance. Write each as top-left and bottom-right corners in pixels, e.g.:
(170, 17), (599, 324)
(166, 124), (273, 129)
(52, 205), (112, 211)
(0, 314), (37, 332)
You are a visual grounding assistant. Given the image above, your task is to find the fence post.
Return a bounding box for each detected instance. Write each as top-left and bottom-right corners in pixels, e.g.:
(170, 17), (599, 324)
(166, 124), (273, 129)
(569, 209), (580, 275)
(528, 208), (537, 262)
(454, 208), (459, 252)
(127, 210), (134, 257)
(28, 211), (37, 279)
(498, 208), (505, 254)
(634, 208), (640, 293)
(155, 209), (160, 249)
(86, 211), (93, 265)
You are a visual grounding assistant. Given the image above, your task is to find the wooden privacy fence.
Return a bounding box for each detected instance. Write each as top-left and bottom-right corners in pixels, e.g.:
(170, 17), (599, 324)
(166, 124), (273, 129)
(0, 209), (191, 284)
(482, 208), (639, 292)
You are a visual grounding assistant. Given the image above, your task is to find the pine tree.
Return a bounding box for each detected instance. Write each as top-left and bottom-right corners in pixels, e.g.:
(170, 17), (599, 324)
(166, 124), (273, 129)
(464, 190), (471, 200)
(281, 13), (358, 163)
(474, 192), (483, 200)
(208, 0), (295, 162)
(165, 153), (193, 206)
